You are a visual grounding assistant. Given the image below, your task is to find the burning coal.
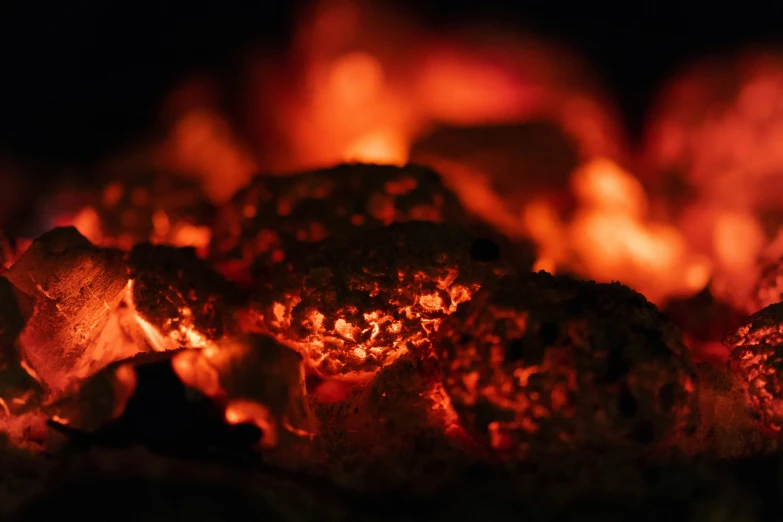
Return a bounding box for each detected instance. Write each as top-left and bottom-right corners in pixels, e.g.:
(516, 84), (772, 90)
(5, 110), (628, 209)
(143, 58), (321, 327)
(437, 272), (699, 457)
(3, 0), (783, 518)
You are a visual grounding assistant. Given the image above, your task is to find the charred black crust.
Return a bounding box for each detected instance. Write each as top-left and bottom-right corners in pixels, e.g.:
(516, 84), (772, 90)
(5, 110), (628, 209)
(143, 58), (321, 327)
(437, 271), (699, 456)
(128, 243), (243, 340)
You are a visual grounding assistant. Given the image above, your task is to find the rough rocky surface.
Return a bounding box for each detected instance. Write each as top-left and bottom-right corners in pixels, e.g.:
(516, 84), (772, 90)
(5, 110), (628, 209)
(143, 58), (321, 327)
(0, 319), (775, 522)
(684, 362), (778, 459)
(436, 271), (699, 457)
(128, 243), (243, 349)
(0, 415), (771, 522)
(250, 221), (512, 379)
(725, 302), (783, 432)
(209, 163), (468, 284)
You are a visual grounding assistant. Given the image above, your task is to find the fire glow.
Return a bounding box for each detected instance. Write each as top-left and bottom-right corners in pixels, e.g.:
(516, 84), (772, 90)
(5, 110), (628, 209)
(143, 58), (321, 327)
(144, 0), (740, 310)
(4, 0), (783, 504)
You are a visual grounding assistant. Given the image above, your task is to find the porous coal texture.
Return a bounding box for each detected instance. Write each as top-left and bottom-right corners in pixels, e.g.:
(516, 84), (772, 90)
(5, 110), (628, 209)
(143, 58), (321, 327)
(436, 271), (699, 457)
(725, 302), (783, 431)
(251, 221), (512, 378)
(128, 244), (242, 343)
(209, 163), (467, 282)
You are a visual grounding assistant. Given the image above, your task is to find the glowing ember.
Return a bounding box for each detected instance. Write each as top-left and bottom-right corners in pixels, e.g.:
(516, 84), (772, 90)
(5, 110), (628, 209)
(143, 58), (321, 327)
(311, 351), (471, 484)
(426, 380), (467, 439)
(725, 303), (783, 431)
(172, 334), (316, 447)
(44, 360), (138, 432)
(437, 272), (699, 457)
(224, 399), (278, 448)
(250, 222), (511, 379)
(127, 243), (241, 350)
(3, 228), (132, 394)
(3, 2), (783, 507)
(210, 163), (466, 283)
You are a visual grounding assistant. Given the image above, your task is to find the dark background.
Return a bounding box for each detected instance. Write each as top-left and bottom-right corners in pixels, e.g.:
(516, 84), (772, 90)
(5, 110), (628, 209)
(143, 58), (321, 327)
(1, 0), (783, 168)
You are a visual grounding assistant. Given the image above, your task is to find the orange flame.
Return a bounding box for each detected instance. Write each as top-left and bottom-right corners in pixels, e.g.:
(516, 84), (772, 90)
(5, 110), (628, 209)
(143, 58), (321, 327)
(224, 399), (278, 448)
(524, 158), (711, 304)
(644, 52), (783, 311)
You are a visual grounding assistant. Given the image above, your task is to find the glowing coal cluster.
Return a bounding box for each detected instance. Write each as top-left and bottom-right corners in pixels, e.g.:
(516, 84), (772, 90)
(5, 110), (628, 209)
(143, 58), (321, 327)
(5, 0), (783, 488)
(249, 221), (511, 379)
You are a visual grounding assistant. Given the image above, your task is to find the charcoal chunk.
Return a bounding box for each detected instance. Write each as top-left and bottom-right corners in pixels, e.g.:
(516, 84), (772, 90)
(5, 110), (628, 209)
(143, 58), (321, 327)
(209, 163), (467, 284)
(436, 271), (699, 457)
(128, 244), (242, 349)
(725, 302), (783, 431)
(250, 221), (512, 379)
(4, 227), (129, 394)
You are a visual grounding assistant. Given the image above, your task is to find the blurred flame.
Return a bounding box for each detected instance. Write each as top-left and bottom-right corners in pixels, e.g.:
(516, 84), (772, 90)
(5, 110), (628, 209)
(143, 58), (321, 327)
(570, 157), (647, 217)
(172, 349), (222, 397)
(172, 335), (315, 447)
(225, 399), (278, 448)
(146, 0), (712, 306)
(713, 211), (765, 272)
(328, 51), (385, 105)
(415, 50), (529, 124)
(526, 158), (710, 304)
(231, 0), (624, 176)
(112, 364), (138, 420)
(644, 51), (783, 310)
(69, 206), (103, 243)
(344, 129), (408, 164)
(157, 107), (258, 204)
